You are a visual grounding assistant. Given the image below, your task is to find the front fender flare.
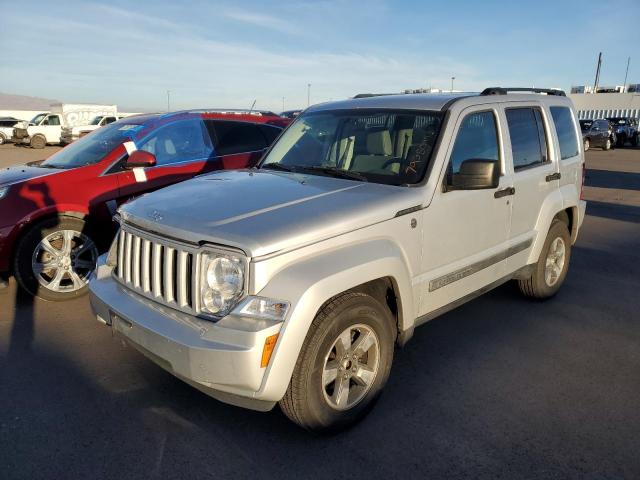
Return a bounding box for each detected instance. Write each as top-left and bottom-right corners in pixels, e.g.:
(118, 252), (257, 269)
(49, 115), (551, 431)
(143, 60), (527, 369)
(254, 239), (414, 402)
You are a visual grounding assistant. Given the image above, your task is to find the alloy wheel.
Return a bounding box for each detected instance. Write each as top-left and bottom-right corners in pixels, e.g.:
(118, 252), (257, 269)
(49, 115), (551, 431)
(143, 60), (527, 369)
(31, 229), (98, 293)
(544, 237), (566, 287)
(321, 323), (380, 411)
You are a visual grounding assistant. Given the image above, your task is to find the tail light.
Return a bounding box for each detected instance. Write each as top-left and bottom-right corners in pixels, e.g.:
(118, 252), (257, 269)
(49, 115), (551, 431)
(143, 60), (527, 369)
(580, 164), (586, 200)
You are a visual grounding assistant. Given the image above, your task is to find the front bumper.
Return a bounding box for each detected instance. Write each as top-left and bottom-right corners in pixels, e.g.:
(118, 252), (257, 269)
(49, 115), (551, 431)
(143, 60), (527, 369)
(89, 256), (282, 411)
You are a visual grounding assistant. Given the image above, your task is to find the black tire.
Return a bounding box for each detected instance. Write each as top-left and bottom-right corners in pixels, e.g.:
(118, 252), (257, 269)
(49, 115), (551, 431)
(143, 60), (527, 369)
(518, 219), (571, 299)
(0, 133), (6, 145)
(616, 135), (625, 148)
(30, 135), (46, 149)
(583, 138), (590, 151)
(631, 135), (638, 147)
(602, 138), (611, 151)
(13, 216), (98, 301)
(279, 292), (396, 432)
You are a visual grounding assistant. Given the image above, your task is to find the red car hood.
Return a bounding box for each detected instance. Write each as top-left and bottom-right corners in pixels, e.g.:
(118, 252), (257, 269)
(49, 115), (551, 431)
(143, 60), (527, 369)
(0, 164), (62, 186)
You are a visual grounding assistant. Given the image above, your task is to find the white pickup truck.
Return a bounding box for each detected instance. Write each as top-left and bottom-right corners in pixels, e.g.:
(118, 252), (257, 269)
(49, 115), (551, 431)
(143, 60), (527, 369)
(60, 114), (123, 145)
(12, 104), (118, 148)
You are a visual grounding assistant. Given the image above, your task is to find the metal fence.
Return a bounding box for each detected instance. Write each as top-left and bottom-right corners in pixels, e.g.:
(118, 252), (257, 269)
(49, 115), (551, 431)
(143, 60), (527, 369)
(578, 109), (640, 120)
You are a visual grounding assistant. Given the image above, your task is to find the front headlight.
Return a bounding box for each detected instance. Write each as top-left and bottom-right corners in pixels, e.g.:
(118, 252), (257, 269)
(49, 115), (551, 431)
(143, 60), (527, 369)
(0, 186), (9, 200)
(200, 251), (245, 317)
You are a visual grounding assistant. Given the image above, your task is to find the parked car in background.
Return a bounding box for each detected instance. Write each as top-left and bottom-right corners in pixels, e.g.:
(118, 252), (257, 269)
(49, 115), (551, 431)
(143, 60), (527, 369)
(580, 119), (616, 150)
(0, 116), (22, 145)
(280, 109), (302, 119)
(90, 87), (586, 431)
(0, 111), (286, 300)
(61, 115), (125, 145)
(606, 117), (639, 147)
(12, 104), (118, 148)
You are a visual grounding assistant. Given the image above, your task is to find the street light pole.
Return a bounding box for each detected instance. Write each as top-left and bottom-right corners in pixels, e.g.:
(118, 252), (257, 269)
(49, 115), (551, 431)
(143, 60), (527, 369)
(623, 57), (631, 93)
(450, 77), (455, 93)
(307, 83), (311, 107)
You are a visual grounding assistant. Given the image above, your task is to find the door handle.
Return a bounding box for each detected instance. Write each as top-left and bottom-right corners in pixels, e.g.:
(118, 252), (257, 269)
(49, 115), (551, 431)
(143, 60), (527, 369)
(545, 172), (561, 182)
(494, 187), (515, 198)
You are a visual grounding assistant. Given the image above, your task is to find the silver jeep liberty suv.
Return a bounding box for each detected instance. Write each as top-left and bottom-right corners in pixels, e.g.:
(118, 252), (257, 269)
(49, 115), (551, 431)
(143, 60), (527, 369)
(90, 87), (586, 431)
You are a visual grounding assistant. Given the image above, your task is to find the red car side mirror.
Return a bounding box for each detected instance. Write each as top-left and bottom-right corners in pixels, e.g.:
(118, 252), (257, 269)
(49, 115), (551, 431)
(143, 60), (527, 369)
(125, 150), (156, 169)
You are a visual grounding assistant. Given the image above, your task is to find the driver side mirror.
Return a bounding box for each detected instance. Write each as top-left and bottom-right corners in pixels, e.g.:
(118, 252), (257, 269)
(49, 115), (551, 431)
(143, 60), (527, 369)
(124, 150), (156, 169)
(448, 159), (500, 191)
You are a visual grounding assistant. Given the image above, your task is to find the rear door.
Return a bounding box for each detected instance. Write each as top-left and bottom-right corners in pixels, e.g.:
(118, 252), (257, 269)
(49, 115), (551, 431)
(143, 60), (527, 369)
(501, 103), (558, 273)
(206, 121), (274, 169)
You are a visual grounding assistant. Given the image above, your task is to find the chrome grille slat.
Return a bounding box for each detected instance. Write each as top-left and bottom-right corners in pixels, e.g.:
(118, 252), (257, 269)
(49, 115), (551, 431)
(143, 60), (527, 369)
(164, 247), (175, 304)
(177, 250), (189, 307)
(116, 227), (196, 315)
(141, 239), (151, 292)
(132, 236), (142, 288)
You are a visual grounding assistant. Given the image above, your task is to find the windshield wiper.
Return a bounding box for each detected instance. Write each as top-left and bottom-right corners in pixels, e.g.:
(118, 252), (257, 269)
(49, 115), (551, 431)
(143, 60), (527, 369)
(300, 166), (368, 182)
(260, 163), (297, 172)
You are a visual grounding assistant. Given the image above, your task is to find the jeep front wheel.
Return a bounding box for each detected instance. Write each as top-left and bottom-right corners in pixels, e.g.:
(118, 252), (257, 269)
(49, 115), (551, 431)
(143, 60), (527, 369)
(602, 138), (611, 150)
(280, 292), (395, 432)
(518, 219), (571, 299)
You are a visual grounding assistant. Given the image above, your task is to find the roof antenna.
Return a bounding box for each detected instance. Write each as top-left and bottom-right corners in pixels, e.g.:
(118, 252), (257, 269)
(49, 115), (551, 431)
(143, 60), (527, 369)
(249, 99), (256, 113)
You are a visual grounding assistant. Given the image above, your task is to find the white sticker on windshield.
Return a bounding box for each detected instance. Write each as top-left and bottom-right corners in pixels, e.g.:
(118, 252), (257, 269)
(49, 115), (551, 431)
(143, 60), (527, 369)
(119, 125), (139, 131)
(133, 167), (147, 183)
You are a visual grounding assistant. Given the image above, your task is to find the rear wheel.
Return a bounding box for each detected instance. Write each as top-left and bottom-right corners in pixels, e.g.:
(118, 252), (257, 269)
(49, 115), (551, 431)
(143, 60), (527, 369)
(0, 133), (6, 145)
(280, 292), (395, 432)
(616, 135), (626, 148)
(583, 138), (590, 151)
(518, 219), (571, 299)
(14, 217), (98, 301)
(30, 135), (46, 149)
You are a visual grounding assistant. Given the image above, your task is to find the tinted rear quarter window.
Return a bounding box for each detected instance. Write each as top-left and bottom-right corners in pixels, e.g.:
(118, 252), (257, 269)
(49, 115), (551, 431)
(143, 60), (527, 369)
(550, 107), (579, 160)
(506, 107), (548, 170)
(258, 124), (282, 144)
(209, 121), (268, 155)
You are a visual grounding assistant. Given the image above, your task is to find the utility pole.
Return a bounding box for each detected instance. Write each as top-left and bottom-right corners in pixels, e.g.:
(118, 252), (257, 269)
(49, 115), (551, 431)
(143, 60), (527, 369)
(593, 52), (602, 93)
(623, 56), (631, 93)
(450, 77), (455, 92)
(166, 90), (171, 112)
(307, 83), (311, 107)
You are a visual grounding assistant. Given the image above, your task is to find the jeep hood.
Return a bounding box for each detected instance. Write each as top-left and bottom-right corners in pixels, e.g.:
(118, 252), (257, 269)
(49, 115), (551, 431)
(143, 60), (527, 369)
(119, 169), (424, 258)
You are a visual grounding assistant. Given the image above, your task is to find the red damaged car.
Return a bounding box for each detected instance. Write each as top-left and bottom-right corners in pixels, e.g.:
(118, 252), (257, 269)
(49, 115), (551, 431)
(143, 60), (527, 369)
(0, 110), (288, 300)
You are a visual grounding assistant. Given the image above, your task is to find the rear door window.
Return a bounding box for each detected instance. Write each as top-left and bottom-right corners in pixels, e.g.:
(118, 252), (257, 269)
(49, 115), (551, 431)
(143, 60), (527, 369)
(506, 108), (548, 170)
(208, 121), (268, 155)
(550, 107), (579, 160)
(258, 124), (282, 144)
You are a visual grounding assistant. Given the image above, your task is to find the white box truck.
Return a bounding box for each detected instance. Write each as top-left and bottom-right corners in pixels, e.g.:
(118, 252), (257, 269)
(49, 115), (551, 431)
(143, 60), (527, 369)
(12, 103), (118, 148)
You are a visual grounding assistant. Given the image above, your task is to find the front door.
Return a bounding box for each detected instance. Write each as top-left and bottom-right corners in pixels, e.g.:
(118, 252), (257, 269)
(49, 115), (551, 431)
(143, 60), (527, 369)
(419, 106), (512, 317)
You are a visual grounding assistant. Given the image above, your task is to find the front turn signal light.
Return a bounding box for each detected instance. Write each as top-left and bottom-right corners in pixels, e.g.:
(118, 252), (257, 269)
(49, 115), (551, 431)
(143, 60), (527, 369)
(260, 334), (279, 368)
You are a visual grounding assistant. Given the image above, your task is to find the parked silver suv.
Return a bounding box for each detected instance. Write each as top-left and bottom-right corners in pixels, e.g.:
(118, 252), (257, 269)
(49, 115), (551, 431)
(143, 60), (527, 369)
(90, 88), (587, 431)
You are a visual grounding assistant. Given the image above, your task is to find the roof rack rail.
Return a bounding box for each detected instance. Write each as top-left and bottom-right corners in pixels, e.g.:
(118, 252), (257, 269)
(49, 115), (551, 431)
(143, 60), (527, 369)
(481, 87), (566, 97)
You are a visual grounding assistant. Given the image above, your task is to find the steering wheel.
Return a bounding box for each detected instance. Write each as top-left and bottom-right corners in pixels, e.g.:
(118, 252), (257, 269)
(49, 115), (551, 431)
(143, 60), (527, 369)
(381, 157), (403, 170)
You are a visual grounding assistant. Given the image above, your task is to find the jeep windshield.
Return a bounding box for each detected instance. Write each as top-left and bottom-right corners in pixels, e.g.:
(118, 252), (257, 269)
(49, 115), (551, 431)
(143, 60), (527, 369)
(90, 116), (104, 125)
(41, 122), (143, 169)
(260, 110), (443, 186)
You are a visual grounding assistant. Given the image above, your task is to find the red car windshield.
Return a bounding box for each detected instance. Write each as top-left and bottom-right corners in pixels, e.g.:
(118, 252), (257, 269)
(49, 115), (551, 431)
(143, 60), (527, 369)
(42, 122), (144, 169)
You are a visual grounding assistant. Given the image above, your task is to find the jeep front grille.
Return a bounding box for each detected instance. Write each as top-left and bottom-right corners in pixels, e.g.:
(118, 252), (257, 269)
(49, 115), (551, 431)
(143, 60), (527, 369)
(115, 228), (196, 314)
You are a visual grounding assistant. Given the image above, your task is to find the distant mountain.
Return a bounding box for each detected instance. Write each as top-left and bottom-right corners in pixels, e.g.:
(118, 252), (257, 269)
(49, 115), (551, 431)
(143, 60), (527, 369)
(0, 92), (60, 110)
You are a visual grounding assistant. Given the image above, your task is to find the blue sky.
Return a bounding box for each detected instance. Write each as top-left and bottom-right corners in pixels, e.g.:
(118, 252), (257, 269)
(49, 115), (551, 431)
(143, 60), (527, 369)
(1, 0), (638, 112)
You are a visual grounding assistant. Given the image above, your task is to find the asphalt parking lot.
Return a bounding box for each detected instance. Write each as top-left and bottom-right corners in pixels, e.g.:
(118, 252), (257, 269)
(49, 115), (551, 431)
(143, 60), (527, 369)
(1, 144), (639, 479)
